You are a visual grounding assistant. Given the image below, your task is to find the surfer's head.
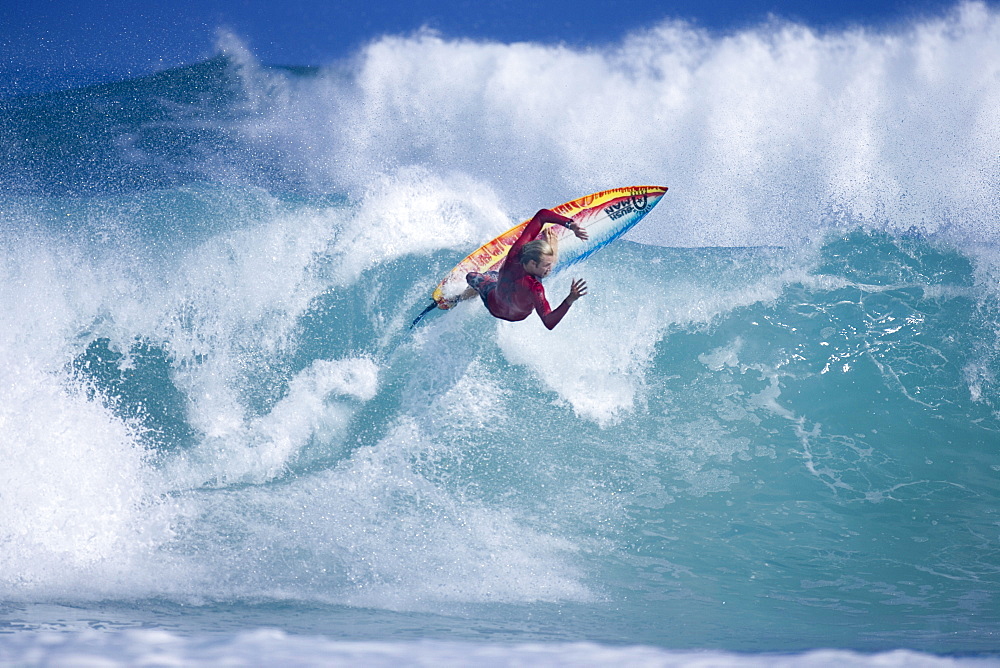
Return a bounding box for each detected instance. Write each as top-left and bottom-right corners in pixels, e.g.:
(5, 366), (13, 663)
(521, 240), (555, 278)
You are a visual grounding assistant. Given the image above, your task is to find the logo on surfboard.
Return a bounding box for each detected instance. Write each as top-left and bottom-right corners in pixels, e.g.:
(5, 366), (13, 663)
(631, 190), (649, 210)
(607, 190), (650, 221)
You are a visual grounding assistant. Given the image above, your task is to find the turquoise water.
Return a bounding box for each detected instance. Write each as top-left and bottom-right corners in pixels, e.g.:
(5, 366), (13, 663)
(2, 11), (1000, 664)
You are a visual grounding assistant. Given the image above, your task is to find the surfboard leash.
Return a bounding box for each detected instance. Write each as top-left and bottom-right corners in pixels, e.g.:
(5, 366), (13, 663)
(409, 300), (438, 329)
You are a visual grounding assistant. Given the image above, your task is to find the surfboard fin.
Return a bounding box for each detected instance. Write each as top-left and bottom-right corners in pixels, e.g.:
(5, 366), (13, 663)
(409, 301), (438, 329)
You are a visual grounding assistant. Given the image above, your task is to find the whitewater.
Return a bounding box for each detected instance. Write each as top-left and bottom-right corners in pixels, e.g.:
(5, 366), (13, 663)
(1, 3), (999, 665)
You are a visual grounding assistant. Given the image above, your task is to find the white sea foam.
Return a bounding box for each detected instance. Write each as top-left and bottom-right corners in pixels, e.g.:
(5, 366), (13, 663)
(175, 417), (593, 608)
(0, 631), (992, 667)
(0, 237), (183, 597)
(328, 167), (510, 285)
(222, 2), (1000, 248)
(166, 356), (380, 486)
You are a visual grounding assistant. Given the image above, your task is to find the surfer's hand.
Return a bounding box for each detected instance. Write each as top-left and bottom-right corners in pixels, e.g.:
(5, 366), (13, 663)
(571, 223), (589, 241)
(567, 278), (588, 303)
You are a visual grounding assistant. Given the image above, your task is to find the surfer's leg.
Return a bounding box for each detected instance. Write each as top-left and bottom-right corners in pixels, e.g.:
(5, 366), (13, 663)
(466, 271), (498, 308)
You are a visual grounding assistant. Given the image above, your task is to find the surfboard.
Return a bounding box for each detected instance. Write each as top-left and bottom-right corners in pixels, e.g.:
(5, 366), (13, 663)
(411, 185), (668, 327)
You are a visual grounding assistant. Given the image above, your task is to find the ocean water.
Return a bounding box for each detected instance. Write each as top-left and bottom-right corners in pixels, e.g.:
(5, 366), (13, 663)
(2, 5), (1000, 666)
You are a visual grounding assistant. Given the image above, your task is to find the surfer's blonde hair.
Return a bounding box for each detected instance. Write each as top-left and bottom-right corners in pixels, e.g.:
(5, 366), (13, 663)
(520, 240), (554, 266)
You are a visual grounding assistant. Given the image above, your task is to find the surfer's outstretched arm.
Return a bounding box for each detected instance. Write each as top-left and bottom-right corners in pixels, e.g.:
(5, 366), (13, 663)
(533, 277), (588, 330)
(513, 209), (584, 253)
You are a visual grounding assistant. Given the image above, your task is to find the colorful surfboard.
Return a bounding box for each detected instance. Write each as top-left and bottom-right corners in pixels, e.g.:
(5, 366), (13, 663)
(411, 185), (668, 326)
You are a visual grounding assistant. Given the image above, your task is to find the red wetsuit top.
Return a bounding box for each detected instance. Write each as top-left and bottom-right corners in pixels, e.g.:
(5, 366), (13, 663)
(486, 209), (575, 330)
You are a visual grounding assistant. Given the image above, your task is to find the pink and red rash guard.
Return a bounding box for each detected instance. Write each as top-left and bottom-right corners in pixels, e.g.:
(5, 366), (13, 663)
(486, 209), (574, 330)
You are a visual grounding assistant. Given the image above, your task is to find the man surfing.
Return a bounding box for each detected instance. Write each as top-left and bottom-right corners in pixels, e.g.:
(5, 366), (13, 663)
(465, 209), (589, 330)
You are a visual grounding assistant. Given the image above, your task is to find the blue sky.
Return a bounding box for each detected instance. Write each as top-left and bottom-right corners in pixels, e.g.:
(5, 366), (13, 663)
(0, 0), (985, 96)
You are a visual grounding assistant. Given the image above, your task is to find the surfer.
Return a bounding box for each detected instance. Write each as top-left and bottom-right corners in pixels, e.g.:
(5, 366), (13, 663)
(465, 209), (589, 330)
